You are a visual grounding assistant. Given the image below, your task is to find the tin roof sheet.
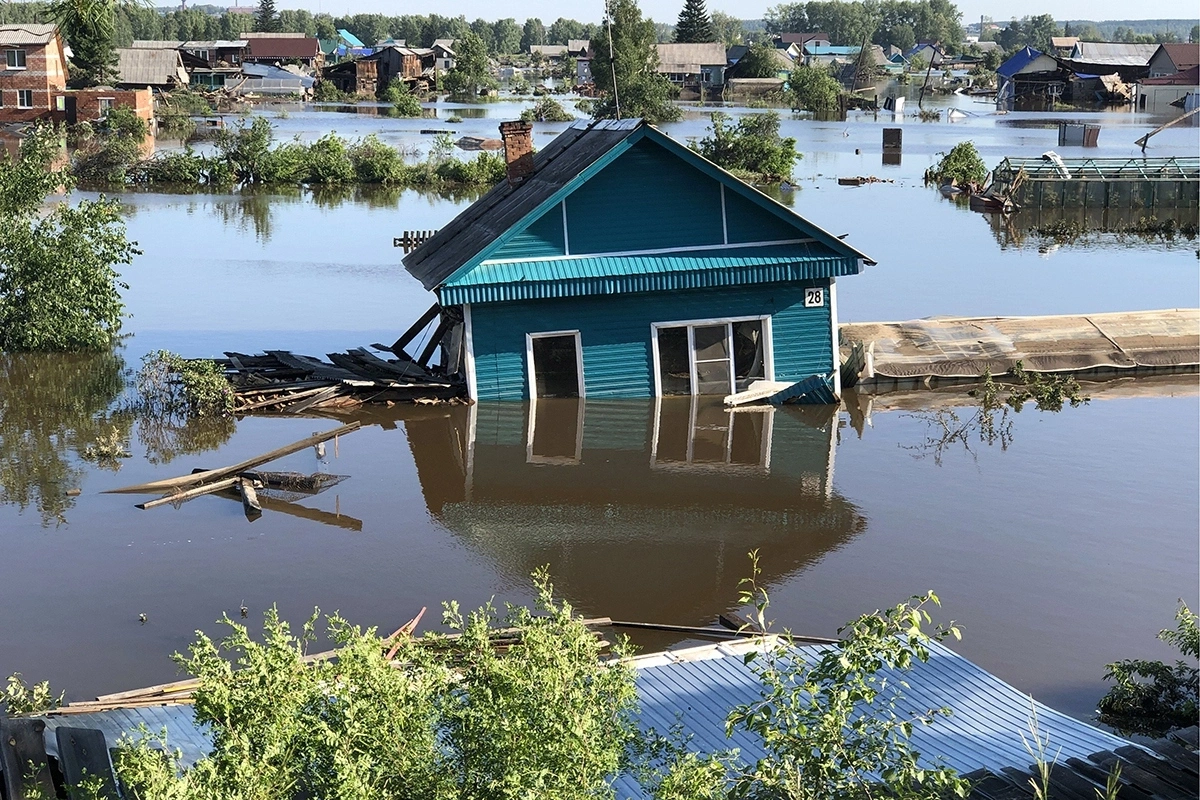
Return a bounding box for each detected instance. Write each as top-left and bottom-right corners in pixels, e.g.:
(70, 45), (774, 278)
(0, 24), (57, 45)
(612, 638), (1139, 797)
(656, 42), (727, 70)
(116, 47), (188, 86)
(1069, 41), (1157, 66)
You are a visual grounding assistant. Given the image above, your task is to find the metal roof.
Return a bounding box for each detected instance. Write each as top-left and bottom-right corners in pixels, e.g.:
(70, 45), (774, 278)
(245, 35), (319, 59)
(612, 637), (1140, 797)
(804, 44), (860, 55)
(180, 40), (248, 49)
(1142, 64), (1200, 85)
(439, 247), (861, 305)
(1156, 43), (1200, 72)
(402, 119), (874, 295)
(0, 23), (58, 45)
(115, 47), (188, 86)
(656, 42), (727, 70)
(996, 46), (1056, 78)
(993, 155), (1200, 181)
(131, 39), (184, 49)
(1069, 41), (1157, 66)
(337, 28), (365, 47)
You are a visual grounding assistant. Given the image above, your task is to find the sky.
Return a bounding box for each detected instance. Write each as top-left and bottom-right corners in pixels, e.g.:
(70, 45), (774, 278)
(278, 0), (1198, 28)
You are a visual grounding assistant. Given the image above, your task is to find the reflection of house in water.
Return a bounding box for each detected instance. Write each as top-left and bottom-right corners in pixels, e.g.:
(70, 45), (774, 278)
(404, 400), (864, 623)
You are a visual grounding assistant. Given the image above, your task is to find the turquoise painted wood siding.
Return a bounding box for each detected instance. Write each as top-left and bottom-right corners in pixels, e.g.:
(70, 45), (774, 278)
(469, 282), (832, 401)
(490, 207), (566, 260)
(564, 139), (724, 254)
(723, 188), (807, 243)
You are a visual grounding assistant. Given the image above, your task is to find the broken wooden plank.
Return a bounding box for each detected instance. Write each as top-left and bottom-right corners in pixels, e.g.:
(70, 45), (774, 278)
(349, 347), (435, 381)
(236, 384), (337, 412)
(390, 303), (440, 354)
(280, 385), (345, 414)
(108, 423), (361, 494)
(238, 478), (262, 520)
(417, 317), (453, 368)
(137, 477), (241, 509)
(266, 351), (360, 382)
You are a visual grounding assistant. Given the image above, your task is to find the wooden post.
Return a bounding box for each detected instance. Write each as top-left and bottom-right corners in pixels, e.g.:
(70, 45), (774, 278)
(391, 302), (441, 354)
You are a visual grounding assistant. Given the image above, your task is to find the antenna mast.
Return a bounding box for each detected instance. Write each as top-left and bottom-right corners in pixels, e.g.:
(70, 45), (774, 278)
(606, 0), (620, 119)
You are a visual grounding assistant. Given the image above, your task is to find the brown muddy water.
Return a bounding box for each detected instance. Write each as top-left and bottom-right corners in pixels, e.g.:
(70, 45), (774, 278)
(1, 98), (1197, 725)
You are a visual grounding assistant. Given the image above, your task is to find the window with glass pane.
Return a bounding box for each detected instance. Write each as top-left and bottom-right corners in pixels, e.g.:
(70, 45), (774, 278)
(692, 324), (731, 395)
(7, 50), (25, 68)
(732, 320), (765, 391)
(17, 90), (32, 108)
(657, 326), (690, 395)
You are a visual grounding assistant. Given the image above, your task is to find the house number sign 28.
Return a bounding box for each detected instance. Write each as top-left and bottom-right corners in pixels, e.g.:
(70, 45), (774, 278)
(804, 288), (825, 307)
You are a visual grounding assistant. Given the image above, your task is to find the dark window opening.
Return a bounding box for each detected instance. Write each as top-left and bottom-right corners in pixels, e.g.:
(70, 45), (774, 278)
(657, 326), (690, 395)
(732, 319), (765, 391)
(531, 334), (580, 398)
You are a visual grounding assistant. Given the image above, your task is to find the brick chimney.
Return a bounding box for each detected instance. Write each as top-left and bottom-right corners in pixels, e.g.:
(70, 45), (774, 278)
(499, 120), (534, 186)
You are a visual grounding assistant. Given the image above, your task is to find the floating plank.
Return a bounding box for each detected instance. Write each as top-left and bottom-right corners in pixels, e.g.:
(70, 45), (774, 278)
(1, 717), (56, 800)
(280, 385), (345, 414)
(236, 384), (337, 412)
(136, 477), (240, 509)
(108, 423), (361, 494)
(55, 727), (120, 800)
(265, 351), (360, 382)
(238, 478), (262, 520)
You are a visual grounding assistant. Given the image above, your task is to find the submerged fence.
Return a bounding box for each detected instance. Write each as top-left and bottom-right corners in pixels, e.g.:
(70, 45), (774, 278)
(988, 156), (1200, 209)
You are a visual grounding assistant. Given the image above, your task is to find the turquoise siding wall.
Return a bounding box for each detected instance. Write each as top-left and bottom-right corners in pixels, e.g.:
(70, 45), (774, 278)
(469, 282), (832, 401)
(491, 207), (566, 260)
(565, 140), (724, 254)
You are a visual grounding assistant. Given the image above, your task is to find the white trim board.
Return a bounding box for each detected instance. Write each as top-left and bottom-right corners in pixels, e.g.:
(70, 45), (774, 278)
(479, 237), (818, 266)
(525, 329), (585, 400)
(462, 303), (477, 402)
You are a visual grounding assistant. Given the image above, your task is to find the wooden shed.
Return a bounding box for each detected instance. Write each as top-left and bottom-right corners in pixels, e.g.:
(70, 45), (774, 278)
(402, 119), (874, 402)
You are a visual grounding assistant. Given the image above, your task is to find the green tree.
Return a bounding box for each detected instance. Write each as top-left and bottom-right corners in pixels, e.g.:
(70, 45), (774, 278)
(711, 11), (745, 46)
(674, 0), (716, 42)
(51, 0), (121, 87)
(254, 0), (280, 34)
(521, 17), (547, 50)
(443, 30), (492, 97)
(1191, 24), (1199, 43)
(691, 111), (798, 182)
(764, 2), (807, 34)
(591, 0), (681, 122)
(886, 22), (916, 51)
(547, 16), (587, 44)
(492, 17), (522, 54)
(0, 126), (135, 352)
(787, 62), (842, 112)
(736, 40), (785, 77)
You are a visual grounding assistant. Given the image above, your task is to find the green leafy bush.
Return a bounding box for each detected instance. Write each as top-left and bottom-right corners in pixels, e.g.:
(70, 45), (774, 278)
(347, 134), (407, 183)
(787, 64), (843, 113)
(691, 111), (799, 183)
(3, 673), (62, 715)
(380, 78), (423, 117)
(1099, 603), (1199, 734)
(135, 350), (234, 418)
(313, 80), (353, 102)
(925, 141), (987, 187)
(521, 96), (574, 122)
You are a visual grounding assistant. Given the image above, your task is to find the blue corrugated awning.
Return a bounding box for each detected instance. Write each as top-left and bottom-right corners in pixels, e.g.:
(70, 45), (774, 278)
(439, 246), (862, 305)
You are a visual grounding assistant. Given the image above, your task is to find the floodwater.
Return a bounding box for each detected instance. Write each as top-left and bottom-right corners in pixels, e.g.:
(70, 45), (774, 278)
(1, 94), (1197, 727)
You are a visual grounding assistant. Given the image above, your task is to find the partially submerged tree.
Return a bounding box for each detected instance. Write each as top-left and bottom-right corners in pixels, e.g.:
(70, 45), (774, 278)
(691, 111), (799, 183)
(0, 126), (135, 351)
(786, 63), (843, 113)
(674, 0), (716, 43)
(443, 31), (493, 97)
(591, 0), (681, 123)
(735, 40), (785, 78)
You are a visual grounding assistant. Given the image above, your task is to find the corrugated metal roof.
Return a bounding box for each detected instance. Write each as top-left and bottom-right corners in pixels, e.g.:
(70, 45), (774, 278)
(115, 47), (188, 86)
(1157, 42), (1200, 71)
(656, 42), (727, 70)
(613, 638), (1141, 797)
(131, 39), (184, 49)
(1142, 64), (1200, 85)
(41, 705), (211, 767)
(246, 35), (319, 60)
(440, 246), (859, 305)
(1069, 41), (1157, 66)
(997, 46), (1054, 78)
(337, 28), (365, 47)
(805, 44), (860, 56)
(0, 23), (57, 45)
(404, 120), (874, 295)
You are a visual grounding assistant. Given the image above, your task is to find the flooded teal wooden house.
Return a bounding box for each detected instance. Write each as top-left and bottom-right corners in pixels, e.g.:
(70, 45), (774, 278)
(402, 118), (874, 402)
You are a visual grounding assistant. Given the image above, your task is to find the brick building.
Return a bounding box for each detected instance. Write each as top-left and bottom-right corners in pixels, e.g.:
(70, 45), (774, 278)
(50, 87), (153, 128)
(0, 24), (68, 123)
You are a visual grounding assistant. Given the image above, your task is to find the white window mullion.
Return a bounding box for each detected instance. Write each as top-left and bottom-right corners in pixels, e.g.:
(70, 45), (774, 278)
(687, 325), (698, 397)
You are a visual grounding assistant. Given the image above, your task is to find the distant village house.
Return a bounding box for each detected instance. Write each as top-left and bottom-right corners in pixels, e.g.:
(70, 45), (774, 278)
(655, 42), (727, 90)
(0, 24), (67, 123)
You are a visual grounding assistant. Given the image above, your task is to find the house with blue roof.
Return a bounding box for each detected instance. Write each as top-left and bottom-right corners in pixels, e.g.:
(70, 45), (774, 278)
(401, 118), (874, 402)
(995, 45), (1067, 109)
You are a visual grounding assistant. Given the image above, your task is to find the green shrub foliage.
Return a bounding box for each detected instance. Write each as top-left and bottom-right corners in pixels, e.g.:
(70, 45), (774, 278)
(787, 64), (843, 113)
(0, 126), (135, 351)
(1100, 603), (1199, 734)
(691, 111), (799, 183)
(925, 141), (988, 187)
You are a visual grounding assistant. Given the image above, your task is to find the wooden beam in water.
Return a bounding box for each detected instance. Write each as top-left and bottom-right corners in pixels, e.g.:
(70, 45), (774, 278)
(417, 316), (452, 367)
(109, 423), (362, 494)
(239, 478), (262, 520)
(391, 303), (441, 355)
(136, 477), (241, 509)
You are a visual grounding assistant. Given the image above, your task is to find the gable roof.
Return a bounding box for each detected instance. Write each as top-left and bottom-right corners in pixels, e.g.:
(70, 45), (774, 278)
(1141, 64), (1200, 85)
(776, 32), (829, 45)
(1156, 42), (1200, 72)
(0, 23), (57, 46)
(656, 42), (727, 71)
(997, 46), (1056, 78)
(1049, 36), (1079, 49)
(530, 44), (568, 57)
(432, 39), (456, 55)
(1069, 41), (1156, 66)
(115, 47), (188, 86)
(403, 119), (873, 294)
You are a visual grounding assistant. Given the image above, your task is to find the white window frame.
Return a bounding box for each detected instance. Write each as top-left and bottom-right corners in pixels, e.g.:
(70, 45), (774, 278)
(16, 89), (33, 109)
(97, 97), (116, 115)
(650, 315), (774, 397)
(6, 49), (26, 70)
(525, 398), (585, 465)
(525, 329), (585, 400)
